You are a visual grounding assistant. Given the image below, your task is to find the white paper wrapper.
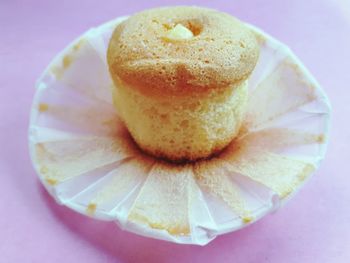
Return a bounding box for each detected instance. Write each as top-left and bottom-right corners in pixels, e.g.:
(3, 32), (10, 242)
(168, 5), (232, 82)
(29, 16), (331, 245)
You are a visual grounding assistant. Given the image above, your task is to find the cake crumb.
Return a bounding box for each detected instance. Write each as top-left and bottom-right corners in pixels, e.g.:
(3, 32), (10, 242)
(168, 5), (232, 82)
(38, 103), (49, 112)
(242, 216), (253, 224)
(317, 134), (325, 143)
(87, 203), (97, 215)
(63, 55), (72, 69)
(46, 178), (58, 186)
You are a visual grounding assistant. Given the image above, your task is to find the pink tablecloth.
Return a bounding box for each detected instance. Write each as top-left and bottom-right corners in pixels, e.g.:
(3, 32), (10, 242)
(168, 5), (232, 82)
(1, 0), (349, 262)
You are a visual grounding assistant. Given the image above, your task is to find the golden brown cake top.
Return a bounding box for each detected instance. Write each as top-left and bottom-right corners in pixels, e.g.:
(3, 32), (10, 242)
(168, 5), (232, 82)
(107, 6), (259, 97)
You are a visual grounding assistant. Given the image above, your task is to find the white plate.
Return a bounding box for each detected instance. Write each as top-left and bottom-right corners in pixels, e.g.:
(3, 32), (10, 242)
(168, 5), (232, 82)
(29, 17), (331, 245)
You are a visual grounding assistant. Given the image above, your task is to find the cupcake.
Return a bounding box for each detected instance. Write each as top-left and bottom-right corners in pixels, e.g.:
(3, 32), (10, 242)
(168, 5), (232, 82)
(30, 6), (330, 245)
(107, 6), (259, 162)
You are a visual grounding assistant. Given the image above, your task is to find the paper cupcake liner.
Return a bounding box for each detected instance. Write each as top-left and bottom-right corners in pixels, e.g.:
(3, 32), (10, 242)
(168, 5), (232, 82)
(29, 16), (331, 245)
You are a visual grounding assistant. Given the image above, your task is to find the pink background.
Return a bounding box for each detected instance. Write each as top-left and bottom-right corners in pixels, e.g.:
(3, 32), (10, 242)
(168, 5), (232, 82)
(1, 0), (350, 262)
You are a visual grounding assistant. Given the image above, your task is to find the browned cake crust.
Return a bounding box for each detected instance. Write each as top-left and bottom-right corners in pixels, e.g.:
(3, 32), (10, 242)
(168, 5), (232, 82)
(107, 6), (259, 98)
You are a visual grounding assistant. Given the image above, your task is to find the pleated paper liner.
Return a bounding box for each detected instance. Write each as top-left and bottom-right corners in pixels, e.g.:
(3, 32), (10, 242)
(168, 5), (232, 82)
(29, 17), (331, 245)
